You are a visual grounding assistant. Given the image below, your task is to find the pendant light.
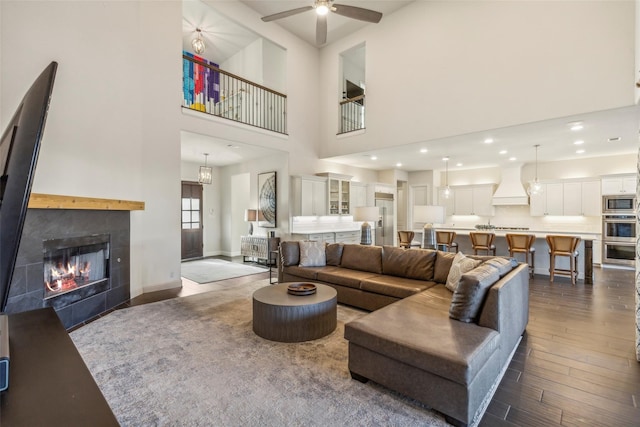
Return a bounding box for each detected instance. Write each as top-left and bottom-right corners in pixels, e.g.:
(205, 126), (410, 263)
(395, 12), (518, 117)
(198, 153), (212, 185)
(527, 144), (543, 196)
(192, 28), (206, 55)
(443, 156), (452, 199)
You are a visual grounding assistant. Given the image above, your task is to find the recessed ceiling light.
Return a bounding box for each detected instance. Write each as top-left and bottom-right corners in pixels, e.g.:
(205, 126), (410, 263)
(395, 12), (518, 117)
(607, 136), (622, 142)
(569, 121), (583, 131)
(576, 149), (585, 154)
(456, 162), (463, 167)
(573, 140), (584, 145)
(396, 162), (402, 167)
(499, 150), (507, 155)
(420, 148), (428, 153)
(442, 156), (449, 161)
(484, 138), (494, 144)
(509, 157), (517, 161)
(370, 155), (378, 160)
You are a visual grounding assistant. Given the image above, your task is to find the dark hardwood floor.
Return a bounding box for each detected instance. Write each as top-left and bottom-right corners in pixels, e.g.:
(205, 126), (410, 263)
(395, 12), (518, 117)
(481, 266), (640, 427)
(97, 258), (640, 426)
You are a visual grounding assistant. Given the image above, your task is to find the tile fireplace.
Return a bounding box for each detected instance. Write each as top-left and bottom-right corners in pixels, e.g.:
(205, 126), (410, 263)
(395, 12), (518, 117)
(5, 208), (131, 329)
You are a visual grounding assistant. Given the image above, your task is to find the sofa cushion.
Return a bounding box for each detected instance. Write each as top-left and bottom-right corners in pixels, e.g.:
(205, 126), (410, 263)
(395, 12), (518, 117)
(282, 265), (324, 281)
(449, 263), (501, 323)
(483, 257), (517, 277)
(280, 241), (300, 267)
(299, 240), (326, 267)
(360, 275), (437, 299)
(382, 246), (436, 281)
(326, 243), (344, 266)
(445, 252), (482, 292)
(345, 291), (500, 385)
(316, 268), (380, 290)
(434, 251), (457, 283)
(340, 244), (383, 274)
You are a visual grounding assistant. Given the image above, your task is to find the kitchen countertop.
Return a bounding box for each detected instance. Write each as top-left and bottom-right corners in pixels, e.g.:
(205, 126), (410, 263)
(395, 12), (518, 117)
(292, 227), (361, 234)
(415, 227), (600, 240)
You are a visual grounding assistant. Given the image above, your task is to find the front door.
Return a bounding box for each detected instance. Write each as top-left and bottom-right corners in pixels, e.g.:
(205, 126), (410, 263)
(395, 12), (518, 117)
(181, 181), (203, 260)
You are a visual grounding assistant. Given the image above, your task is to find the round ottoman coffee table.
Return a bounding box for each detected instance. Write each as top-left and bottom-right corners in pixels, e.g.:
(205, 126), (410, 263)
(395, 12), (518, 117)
(252, 283), (337, 343)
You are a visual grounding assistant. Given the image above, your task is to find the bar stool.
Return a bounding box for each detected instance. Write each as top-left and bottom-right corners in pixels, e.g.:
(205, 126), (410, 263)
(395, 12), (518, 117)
(546, 235), (581, 285)
(469, 232), (496, 255)
(506, 233), (536, 278)
(397, 231), (415, 249)
(436, 231), (458, 253)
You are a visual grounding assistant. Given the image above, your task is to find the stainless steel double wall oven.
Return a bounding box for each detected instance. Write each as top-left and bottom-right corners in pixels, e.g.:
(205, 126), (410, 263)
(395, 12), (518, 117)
(602, 195), (636, 266)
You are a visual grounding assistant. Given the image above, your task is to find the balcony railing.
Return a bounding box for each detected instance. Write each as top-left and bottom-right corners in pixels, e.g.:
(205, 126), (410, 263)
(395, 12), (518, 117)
(339, 94), (365, 134)
(183, 55), (287, 134)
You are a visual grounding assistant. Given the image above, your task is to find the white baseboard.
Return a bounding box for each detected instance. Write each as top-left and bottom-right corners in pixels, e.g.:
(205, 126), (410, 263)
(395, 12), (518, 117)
(142, 279), (182, 294)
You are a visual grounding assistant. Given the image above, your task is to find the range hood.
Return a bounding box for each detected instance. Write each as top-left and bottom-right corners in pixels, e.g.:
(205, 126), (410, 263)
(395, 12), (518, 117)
(492, 165), (529, 206)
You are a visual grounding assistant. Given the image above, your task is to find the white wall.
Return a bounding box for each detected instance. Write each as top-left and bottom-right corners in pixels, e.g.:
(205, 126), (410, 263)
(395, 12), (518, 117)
(219, 152), (289, 255)
(221, 38), (264, 85)
(1, 1), (183, 297)
(319, 1), (635, 158)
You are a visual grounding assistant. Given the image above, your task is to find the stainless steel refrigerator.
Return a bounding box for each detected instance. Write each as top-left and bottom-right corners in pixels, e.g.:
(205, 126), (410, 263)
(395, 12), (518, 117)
(375, 192), (394, 246)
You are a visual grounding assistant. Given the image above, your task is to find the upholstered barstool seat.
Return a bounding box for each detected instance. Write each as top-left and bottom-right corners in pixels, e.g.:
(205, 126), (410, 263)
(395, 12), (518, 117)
(436, 231), (458, 253)
(469, 232), (496, 255)
(398, 231), (415, 249)
(506, 233), (536, 278)
(546, 235), (580, 285)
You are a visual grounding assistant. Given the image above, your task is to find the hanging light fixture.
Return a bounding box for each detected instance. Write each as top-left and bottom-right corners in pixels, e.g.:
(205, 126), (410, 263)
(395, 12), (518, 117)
(442, 157), (452, 199)
(198, 153), (212, 185)
(527, 144), (544, 196)
(192, 28), (206, 55)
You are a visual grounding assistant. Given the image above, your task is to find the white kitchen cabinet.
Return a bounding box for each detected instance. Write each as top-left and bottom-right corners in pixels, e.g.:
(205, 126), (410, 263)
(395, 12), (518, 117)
(290, 175), (327, 216)
(350, 182), (368, 208)
(317, 173), (352, 215)
(532, 179), (600, 216)
(601, 175), (636, 195)
(438, 188), (456, 217)
(442, 185), (495, 216)
(530, 182), (563, 216)
(335, 231), (360, 244)
(580, 180), (601, 216)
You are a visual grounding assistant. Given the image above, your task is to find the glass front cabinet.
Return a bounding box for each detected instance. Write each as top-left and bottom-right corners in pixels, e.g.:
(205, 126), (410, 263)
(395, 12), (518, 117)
(317, 173), (352, 215)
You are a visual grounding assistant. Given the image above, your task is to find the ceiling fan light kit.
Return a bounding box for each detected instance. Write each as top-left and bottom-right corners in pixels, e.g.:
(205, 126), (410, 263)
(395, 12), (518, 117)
(261, 0), (382, 45)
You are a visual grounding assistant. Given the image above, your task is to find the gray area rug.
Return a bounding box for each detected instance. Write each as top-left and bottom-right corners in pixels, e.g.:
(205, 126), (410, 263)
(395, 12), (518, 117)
(180, 258), (266, 283)
(71, 279), (450, 426)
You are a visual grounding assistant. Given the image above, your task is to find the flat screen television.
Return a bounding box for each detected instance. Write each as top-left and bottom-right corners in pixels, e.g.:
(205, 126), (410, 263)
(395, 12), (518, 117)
(0, 61), (57, 313)
(0, 61), (57, 391)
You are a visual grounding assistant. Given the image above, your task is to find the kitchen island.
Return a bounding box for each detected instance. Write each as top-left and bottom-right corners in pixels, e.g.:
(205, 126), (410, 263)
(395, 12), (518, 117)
(414, 228), (599, 284)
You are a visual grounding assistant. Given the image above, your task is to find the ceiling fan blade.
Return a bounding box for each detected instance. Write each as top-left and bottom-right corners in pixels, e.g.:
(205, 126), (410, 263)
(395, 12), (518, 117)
(332, 4), (382, 23)
(316, 14), (327, 45)
(261, 6), (313, 22)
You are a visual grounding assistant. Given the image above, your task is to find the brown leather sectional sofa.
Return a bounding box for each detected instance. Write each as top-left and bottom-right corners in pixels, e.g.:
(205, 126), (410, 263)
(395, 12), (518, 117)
(278, 241), (529, 427)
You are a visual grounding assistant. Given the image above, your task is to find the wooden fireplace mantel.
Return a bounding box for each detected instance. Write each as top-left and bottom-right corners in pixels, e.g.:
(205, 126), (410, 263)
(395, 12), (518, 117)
(28, 193), (145, 211)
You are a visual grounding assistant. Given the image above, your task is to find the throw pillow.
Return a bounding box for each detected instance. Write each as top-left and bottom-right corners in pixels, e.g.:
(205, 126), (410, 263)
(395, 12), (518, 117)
(326, 243), (344, 266)
(434, 251), (457, 283)
(445, 252), (482, 292)
(298, 241), (327, 267)
(449, 263), (501, 322)
(484, 257), (517, 277)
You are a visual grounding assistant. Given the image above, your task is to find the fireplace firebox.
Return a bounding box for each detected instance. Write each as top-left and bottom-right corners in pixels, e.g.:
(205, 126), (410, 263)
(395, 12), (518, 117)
(43, 234), (110, 300)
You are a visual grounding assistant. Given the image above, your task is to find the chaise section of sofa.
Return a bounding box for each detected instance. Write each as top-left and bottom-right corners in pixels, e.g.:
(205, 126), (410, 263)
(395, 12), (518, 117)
(345, 261), (529, 427)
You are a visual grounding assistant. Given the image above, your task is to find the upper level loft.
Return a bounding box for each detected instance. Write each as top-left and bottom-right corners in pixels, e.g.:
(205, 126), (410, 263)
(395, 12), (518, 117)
(182, 53), (287, 135)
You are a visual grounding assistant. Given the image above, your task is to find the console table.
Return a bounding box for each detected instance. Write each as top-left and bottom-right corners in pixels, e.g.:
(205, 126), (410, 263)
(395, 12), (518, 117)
(0, 308), (118, 426)
(241, 236), (280, 266)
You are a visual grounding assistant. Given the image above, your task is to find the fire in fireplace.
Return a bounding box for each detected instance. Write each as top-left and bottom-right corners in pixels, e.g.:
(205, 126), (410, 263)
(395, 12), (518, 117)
(43, 234), (110, 299)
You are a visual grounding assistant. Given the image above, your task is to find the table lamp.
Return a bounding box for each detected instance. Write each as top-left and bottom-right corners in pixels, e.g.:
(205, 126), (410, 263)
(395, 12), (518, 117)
(353, 206), (379, 245)
(244, 209), (257, 235)
(413, 205), (445, 249)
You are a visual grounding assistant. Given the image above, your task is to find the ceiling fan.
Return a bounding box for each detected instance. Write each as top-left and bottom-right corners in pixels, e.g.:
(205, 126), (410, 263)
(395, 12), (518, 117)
(261, 0), (383, 45)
